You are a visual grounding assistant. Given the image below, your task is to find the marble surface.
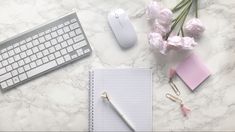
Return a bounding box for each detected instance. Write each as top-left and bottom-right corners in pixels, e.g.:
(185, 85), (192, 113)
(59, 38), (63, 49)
(0, 0), (235, 131)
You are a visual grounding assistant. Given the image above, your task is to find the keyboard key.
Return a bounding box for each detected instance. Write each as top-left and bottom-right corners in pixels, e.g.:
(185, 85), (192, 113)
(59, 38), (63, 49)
(70, 22), (79, 30)
(26, 60), (57, 77)
(14, 47), (21, 54)
(75, 28), (82, 35)
(18, 67), (24, 74)
(24, 64), (30, 71)
(64, 54), (71, 61)
(63, 26), (70, 33)
(26, 49), (33, 56)
(14, 54), (21, 61)
(33, 39), (40, 46)
(36, 52), (43, 58)
(45, 34), (52, 41)
(33, 34), (39, 39)
(2, 60), (8, 66)
(45, 29), (51, 34)
(30, 62), (37, 68)
(67, 46), (73, 52)
(20, 40), (26, 45)
(71, 18), (77, 23)
(49, 47), (56, 53)
(39, 37), (46, 43)
(19, 73), (27, 81)
(77, 49), (84, 56)
(14, 43), (20, 47)
(55, 44), (62, 50)
(38, 44), (45, 51)
(52, 26), (58, 31)
(0, 68), (6, 75)
(24, 57), (31, 64)
(42, 49), (49, 56)
(71, 53), (78, 59)
(64, 21), (70, 25)
(57, 36), (63, 43)
(73, 35), (84, 43)
(51, 39), (57, 45)
(6, 65), (12, 72)
(61, 41), (68, 48)
(0, 72), (12, 82)
(67, 39), (73, 45)
(8, 50), (14, 57)
(51, 31), (58, 38)
(13, 76), (20, 84)
(56, 57), (64, 65)
(84, 49), (90, 53)
(32, 47), (39, 53)
(30, 54), (37, 61)
(42, 57), (49, 63)
(12, 62), (19, 69)
(57, 29), (64, 35)
(1, 82), (7, 89)
(7, 45), (13, 51)
(63, 33), (70, 40)
(58, 24), (64, 28)
(60, 49), (67, 55)
(26, 37), (32, 42)
(69, 31), (76, 37)
(54, 51), (61, 58)
(7, 79), (13, 86)
(20, 45), (27, 51)
(39, 32), (45, 37)
(11, 70), (18, 76)
(2, 53), (9, 59)
(44, 41), (51, 48)
(48, 54), (55, 60)
(8, 57), (14, 64)
(18, 60), (25, 66)
(36, 59), (43, 66)
(26, 42), (33, 48)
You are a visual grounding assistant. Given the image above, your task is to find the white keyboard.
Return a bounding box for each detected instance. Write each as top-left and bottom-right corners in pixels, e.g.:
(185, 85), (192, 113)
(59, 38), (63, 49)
(0, 11), (92, 91)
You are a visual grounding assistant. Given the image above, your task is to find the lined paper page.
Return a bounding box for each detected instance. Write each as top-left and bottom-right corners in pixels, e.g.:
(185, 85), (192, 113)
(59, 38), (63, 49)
(92, 69), (152, 131)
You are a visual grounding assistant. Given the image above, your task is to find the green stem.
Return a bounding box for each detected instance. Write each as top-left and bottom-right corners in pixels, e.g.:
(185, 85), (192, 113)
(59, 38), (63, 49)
(172, 0), (190, 13)
(181, 27), (184, 36)
(195, 0), (198, 18)
(166, 0), (192, 39)
(177, 2), (192, 35)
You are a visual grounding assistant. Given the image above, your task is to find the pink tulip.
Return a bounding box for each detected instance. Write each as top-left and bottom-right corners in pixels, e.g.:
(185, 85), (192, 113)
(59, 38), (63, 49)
(182, 37), (197, 50)
(153, 20), (170, 36)
(148, 32), (168, 54)
(158, 8), (173, 26)
(184, 18), (205, 38)
(146, 1), (161, 20)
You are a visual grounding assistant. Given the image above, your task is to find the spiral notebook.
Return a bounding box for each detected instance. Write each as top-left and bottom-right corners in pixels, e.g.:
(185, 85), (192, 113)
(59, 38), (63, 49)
(89, 69), (152, 131)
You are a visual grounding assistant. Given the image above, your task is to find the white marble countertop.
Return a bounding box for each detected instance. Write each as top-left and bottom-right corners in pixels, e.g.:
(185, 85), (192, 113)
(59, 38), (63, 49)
(0, 0), (235, 131)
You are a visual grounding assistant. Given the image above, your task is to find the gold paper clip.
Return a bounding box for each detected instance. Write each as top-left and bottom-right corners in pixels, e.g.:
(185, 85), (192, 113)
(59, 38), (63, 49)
(165, 93), (182, 104)
(169, 80), (180, 96)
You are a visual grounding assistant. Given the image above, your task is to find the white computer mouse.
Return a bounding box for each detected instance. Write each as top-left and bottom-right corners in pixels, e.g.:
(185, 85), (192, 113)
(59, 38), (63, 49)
(108, 9), (137, 49)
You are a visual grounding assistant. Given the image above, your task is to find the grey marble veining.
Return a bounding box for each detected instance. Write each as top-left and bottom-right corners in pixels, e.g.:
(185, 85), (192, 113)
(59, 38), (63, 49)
(0, 0), (235, 131)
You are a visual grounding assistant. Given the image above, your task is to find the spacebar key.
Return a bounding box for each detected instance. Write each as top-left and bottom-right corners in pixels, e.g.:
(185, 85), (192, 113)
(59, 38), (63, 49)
(26, 61), (57, 78)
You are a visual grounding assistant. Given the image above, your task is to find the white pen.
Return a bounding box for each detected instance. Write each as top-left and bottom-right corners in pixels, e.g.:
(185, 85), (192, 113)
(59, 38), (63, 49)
(101, 91), (135, 132)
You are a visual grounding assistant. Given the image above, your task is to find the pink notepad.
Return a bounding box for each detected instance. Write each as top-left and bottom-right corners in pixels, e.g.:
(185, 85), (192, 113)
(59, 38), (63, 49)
(176, 53), (211, 91)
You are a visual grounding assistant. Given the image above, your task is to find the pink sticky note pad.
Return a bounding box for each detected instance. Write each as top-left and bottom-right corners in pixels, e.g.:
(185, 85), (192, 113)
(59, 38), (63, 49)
(176, 53), (211, 91)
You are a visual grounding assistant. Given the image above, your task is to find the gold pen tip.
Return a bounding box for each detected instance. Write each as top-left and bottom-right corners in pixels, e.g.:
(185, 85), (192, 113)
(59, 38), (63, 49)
(101, 91), (109, 100)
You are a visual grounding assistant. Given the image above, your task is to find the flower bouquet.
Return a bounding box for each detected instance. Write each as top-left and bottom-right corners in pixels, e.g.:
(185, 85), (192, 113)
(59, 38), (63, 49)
(146, 0), (205, 55)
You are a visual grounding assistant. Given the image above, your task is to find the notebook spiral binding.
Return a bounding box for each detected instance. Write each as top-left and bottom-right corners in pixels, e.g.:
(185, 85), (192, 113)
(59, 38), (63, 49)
(89, 71), (94, 131)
